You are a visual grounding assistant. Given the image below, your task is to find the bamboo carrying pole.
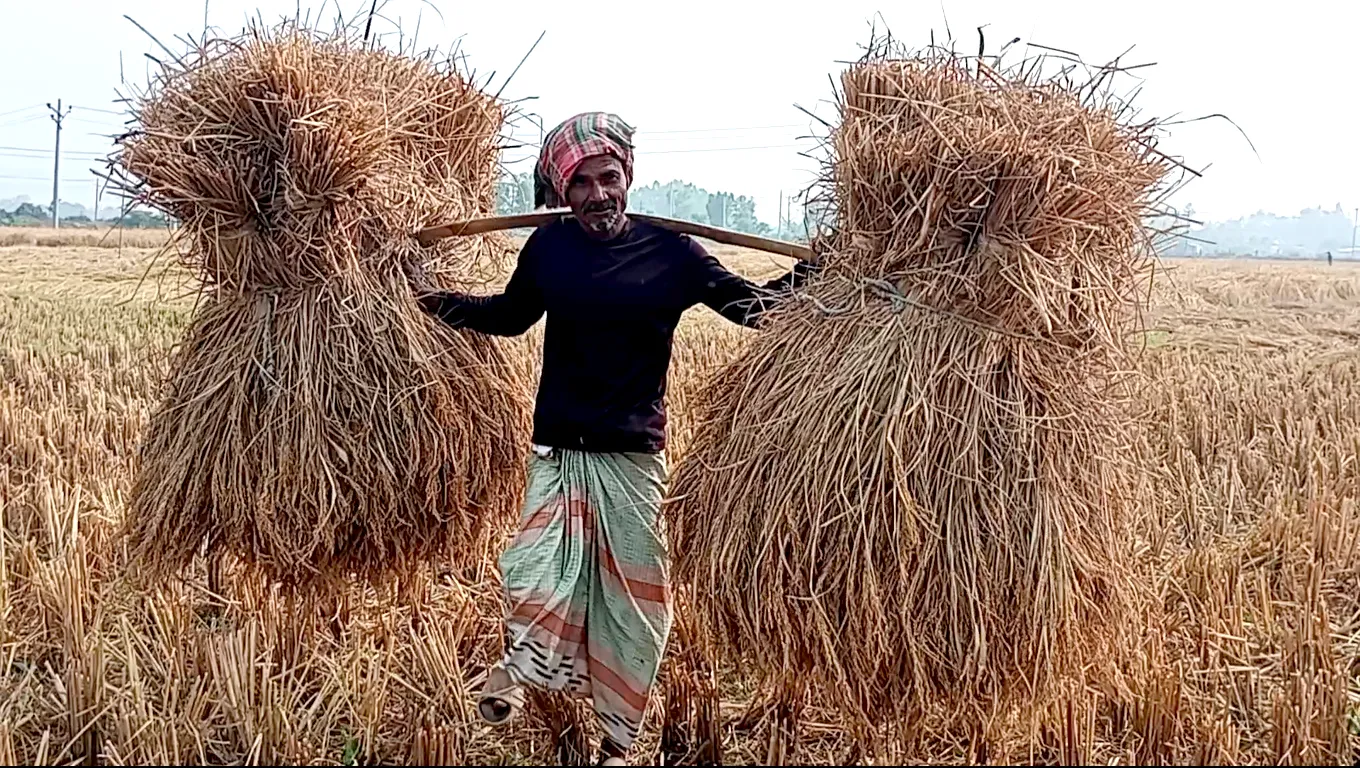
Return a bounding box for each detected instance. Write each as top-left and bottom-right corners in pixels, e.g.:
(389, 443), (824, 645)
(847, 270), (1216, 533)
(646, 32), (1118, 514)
(415, 209), (815, 262)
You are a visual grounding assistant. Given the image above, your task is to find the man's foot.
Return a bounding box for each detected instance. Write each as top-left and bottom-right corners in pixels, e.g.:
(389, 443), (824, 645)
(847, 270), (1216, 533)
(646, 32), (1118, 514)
(477, 665), (524, 726)
(478, 696), (515, 724)
(597, 737), (627, 766)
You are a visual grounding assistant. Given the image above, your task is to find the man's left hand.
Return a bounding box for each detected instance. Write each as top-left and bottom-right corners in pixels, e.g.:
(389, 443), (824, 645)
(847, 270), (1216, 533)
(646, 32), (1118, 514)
(404, 260), (438, 297)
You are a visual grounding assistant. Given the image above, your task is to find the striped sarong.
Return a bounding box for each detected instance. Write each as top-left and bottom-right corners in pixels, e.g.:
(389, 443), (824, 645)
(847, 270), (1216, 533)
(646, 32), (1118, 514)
(496, 446), (673, 749)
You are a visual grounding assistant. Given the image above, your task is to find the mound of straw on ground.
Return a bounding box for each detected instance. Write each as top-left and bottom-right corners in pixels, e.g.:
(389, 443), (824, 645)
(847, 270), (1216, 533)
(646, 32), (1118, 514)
(110, 26), (532, 587)
(668, 43), (1173, 729)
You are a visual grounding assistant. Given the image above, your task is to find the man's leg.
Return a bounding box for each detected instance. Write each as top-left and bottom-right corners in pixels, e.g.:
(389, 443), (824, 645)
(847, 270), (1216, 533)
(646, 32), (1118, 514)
(582, 451), (675, 763)
(481, 449), (593, 723)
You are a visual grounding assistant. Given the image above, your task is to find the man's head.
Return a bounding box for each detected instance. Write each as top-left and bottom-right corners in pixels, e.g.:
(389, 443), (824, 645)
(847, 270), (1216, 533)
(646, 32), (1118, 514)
(534, 112), (636, 240)
(566, 154), (628, 239)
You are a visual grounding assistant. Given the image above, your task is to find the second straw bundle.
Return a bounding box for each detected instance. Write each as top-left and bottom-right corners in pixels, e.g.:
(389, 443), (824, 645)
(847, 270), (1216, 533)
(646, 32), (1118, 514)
(668, 43), (1171, 723)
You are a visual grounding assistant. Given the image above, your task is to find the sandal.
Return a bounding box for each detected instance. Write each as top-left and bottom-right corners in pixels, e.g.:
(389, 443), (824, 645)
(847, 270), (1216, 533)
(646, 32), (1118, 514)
(476, 665), (525, 726)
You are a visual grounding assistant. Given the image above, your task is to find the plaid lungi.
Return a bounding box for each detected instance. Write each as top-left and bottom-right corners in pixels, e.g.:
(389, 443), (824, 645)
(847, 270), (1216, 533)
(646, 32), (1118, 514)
(495, 446), (673, 749)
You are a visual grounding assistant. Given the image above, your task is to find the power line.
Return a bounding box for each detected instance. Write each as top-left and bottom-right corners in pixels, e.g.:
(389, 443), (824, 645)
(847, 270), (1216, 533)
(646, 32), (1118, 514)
(0, 114), (49, 129)
(0, 151), (106, 160)
(0, 145), (107, 158)
(68, 117), (126, 128)
(71, 105), (126, 116)
(0, 174), (99, 183)
(635, 123), (803, 136)
(640, 144), (805, 155)
(0, 104), (44, 119)
(0, 155), (106, 165)
(501, 142), (807, 158)
(503, 126), (806, 150)
(0, 159), (105, 168)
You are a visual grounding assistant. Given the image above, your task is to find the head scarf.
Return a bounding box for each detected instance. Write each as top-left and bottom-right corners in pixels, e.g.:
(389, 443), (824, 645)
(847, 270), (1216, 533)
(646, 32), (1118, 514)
(533, 112), (636, 209)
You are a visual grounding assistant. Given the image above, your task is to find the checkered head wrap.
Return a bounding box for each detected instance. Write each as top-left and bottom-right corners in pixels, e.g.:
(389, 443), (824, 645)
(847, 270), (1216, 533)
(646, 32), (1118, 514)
(533, 112), (636, 209)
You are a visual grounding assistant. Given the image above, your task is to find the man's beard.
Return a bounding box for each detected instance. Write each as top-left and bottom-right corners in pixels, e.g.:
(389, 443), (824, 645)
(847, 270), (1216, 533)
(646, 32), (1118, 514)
(583, 200), (622, 234)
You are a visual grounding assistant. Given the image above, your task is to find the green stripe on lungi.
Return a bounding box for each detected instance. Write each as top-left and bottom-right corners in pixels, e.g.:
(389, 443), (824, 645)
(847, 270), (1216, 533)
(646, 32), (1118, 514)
(497, 447), (673, 749)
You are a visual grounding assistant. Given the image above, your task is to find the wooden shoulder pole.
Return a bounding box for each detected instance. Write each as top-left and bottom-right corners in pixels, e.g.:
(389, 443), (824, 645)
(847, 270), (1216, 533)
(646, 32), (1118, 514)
(415, 209), (814, 263)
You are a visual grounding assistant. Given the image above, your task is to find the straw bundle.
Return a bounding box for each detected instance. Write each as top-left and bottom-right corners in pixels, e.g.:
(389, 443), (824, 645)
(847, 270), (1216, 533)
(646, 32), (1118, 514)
(668, 42), (1174, 724)
(112, 25), (532, 586)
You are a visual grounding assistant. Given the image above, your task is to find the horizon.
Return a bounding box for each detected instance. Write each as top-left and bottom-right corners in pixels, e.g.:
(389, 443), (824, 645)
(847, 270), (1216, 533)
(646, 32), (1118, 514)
(0, 190), (1356, 228)
(1, 0), (1356, 229)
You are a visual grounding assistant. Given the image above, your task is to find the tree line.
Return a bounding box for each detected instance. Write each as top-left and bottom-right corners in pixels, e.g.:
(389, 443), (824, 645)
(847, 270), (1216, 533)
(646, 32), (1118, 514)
(1162, 204), (1358, 258)
(496, 173), (804, 240)
(0, 202), (170, 229)
(4, 178), (808, 238)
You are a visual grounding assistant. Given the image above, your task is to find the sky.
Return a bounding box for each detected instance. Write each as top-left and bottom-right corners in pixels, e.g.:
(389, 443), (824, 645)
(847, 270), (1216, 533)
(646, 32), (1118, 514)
(1, 0), (1357, 227)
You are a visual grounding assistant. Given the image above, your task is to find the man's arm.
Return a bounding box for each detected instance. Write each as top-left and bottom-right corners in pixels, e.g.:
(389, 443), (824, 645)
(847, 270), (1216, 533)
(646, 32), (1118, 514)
(412, 239), (545, 337)
(690, 238), (818, 328)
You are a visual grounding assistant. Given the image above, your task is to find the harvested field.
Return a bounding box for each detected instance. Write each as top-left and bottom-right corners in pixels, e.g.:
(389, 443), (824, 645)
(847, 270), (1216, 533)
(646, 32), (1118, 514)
(0, 242), (1358, 764)
(0, 226), (173, 250)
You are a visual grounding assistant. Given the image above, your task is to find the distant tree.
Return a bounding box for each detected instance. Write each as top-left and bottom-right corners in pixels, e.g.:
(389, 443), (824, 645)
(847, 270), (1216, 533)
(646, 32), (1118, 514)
(1189, 206), (1354, 257)
(487, 176), (782, 236)
(706, 194), (723, 227)
(495, 171), (534, 215)
(802, 193), (834, 241)
(706, 192), (731, 228)
(629, 181), (711, 224)
(120, 209), (171, 229)
(723, 194), (770, 236)
(13, 202), (48, 220)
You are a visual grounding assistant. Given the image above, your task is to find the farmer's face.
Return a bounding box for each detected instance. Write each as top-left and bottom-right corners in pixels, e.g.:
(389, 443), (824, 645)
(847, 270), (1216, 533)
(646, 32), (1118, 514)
(566, 155), (628, 239)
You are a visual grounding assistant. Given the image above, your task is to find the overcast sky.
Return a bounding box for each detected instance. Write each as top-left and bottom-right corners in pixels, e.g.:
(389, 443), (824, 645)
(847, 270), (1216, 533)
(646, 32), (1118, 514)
(2, 0), (1356, 226)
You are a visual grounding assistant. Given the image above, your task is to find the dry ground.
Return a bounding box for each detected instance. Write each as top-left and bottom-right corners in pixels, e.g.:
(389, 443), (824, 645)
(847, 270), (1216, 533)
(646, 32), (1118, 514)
(0, 235), (1357, 764)
(0, 225), (174, 250)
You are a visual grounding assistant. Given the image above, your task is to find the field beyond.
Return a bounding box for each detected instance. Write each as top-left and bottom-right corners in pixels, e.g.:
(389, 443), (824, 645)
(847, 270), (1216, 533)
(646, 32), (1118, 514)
(0, 238), (1357, 765)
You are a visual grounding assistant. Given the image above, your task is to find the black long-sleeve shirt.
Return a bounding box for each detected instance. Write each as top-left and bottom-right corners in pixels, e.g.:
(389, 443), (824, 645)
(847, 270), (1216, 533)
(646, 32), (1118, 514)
(418, 216), (813, 454)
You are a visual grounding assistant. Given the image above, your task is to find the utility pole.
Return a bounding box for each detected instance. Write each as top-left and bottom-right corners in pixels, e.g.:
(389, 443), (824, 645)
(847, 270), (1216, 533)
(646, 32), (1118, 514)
(47, 99), (72, 229)
(1351, 207), (1357, 263)
(777, 190), (784, 236)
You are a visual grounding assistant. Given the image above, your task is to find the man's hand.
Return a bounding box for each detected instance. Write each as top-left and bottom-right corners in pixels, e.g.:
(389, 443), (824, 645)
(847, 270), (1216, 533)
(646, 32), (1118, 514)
(404, 260), (439, 298)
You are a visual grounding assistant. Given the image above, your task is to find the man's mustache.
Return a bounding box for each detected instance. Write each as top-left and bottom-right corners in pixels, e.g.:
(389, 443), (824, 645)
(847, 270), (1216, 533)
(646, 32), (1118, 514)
(583, 200), (618, 214)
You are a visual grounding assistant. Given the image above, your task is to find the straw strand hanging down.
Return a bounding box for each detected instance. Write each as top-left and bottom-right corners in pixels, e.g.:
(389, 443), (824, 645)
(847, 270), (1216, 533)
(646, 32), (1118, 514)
(667, 35), (1176, 730)
(108, 23), (533, 590)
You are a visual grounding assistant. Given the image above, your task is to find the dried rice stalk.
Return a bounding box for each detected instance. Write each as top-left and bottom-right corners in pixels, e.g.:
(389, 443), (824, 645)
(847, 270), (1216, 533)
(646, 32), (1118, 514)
(668, 39), (1176, 726)
(110, 24), (532, 587)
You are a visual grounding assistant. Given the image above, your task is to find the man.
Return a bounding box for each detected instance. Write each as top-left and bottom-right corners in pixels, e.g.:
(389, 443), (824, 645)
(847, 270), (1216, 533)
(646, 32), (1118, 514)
(411, 112), (813, 766)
